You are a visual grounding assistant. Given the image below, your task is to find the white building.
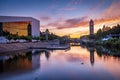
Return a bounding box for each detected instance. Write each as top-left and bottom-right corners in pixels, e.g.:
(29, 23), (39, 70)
(0, 16), (40, 37)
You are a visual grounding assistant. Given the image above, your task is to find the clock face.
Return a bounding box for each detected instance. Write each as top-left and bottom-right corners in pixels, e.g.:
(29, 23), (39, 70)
(90, 22), (93, 25)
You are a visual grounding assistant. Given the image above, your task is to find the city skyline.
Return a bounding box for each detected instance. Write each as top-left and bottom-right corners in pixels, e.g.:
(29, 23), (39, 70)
(0, 0), (120, 38)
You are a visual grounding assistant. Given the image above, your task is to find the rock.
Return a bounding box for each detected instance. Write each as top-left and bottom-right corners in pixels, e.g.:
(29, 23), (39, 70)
(81, 62), (84, 64)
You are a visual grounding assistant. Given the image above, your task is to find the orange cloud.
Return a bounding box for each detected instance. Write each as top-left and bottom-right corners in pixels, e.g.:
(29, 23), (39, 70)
(41, 16), (88, 30)
(41, 0), (120, 38)
(41, 15), (120, 37)
(102, 1), (120, 18)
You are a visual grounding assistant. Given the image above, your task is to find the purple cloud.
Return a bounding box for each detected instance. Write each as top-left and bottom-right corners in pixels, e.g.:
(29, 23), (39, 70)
(41, 16), (88, 30)
(40, 16), (51, 21)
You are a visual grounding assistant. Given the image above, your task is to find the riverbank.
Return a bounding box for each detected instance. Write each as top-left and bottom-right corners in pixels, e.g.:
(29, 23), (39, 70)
(30, 44), (70, 50)
(95, 38), (120, 49)
(0, 42), (48, 53)
(0, 42), (70, 53)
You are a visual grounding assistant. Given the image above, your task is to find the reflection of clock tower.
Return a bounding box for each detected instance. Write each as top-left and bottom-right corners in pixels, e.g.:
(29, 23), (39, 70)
(89, 19), (94, 35)
(90, 48), (95, 66)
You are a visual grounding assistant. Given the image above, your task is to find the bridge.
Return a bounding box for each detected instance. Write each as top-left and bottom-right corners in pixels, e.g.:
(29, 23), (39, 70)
(69, 38), (80, 46)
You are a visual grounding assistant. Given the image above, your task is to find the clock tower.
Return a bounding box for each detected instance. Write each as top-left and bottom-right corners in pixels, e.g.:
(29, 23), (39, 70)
(89, 19), (94, 35)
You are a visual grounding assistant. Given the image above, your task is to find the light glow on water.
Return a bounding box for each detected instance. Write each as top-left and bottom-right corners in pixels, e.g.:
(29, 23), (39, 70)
(0, 46), (120, 80)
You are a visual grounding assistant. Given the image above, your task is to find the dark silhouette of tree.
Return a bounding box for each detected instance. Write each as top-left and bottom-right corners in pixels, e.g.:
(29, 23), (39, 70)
(40, 29), (60, 41)
(96, 29), (103, 39)
(81, 24), (120, 40)
(95, 24), (120, 39)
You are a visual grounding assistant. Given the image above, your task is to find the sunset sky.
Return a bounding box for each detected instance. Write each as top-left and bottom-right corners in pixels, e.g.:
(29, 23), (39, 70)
(0, 0), (120, 38)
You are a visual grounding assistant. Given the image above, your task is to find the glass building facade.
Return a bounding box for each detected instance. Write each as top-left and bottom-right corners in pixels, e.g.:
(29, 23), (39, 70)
(0, 16), (40, 37)
(1, 21), (32, 36)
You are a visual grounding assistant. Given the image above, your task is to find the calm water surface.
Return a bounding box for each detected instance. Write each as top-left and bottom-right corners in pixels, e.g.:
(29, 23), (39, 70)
(0, 46), (120, 80)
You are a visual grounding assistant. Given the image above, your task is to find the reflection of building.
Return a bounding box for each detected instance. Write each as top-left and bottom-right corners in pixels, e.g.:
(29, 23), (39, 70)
(0, 16), (40, 37)
(0, 51), (40, 74)
(88, 47), (95, 66)
(45, 50), (50, 60)
(90, 49), (95, 66)
(89, 19), (94, 35)
(32, 54), (40, 69)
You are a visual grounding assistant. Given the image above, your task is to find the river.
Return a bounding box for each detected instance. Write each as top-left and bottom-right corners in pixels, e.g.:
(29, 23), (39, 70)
(0, 46), (120, 80)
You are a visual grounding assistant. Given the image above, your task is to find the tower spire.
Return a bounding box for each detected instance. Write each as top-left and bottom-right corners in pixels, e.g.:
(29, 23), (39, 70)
(89, 19), (94, 35)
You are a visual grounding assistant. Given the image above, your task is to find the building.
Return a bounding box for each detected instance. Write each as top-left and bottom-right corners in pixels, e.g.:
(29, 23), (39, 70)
(0, 16), (40, 37)
(89, 19), (94, 35)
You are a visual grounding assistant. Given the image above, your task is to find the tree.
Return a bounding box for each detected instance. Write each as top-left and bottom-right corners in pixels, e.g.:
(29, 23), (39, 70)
(96, 29), (103, 39)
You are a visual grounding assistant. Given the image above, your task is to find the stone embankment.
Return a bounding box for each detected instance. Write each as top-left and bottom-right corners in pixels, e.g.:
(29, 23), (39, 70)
(0, 42), (70, 53)
(0, 42), (48, 53)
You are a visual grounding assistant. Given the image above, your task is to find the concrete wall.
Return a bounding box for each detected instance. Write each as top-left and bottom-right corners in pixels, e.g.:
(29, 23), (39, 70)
(31, 19), (40, 37)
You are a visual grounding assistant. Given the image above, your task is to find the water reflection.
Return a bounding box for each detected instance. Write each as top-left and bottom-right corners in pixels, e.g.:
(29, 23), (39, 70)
(45, 50), (50, 60)
(81, 44), (120, 65)
(96, 46), (120, 58)
(81, 45), (95, 66)
(88, 48), (95, 66)
(0, 50), (52, 74)
(0, 46), (120, 80)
